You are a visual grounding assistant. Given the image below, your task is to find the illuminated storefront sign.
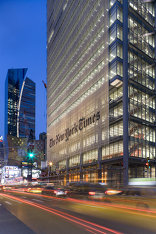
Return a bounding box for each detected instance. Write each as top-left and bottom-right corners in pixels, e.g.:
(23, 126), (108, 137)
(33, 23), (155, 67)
(2, 166), (21, 179)
(49, 111), (100, 148)
(0, 136), (3, 143)
(22, 168), (41, 179)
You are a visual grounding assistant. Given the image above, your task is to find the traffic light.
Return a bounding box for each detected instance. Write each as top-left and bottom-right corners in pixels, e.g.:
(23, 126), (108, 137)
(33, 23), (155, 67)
(27, 148), (35, 160)
(146, 157), (150, 169)
(28, 152), (34, 158)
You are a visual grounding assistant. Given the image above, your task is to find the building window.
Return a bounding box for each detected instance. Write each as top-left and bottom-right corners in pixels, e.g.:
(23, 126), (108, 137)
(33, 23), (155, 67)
(110, 43), (123, 62)
(102, 141), (123, 159)
(83, 149), (98, 164)
(110, 6), (123, 26)
(110, 86), (123, 102)
(110, 121), (123, 138)
(59, 160), (66, 170)
(69, 155), (80, 167)
(110, 61), (123, 79)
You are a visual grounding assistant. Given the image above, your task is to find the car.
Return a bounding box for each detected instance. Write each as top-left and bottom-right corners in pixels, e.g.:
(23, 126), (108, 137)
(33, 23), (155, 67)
(67, 182), (107, 200)
(104, 187), (156, 210)
(54, 187), (68, 197)
(42, 185), (67, 197)
(27, 185), (43, 194)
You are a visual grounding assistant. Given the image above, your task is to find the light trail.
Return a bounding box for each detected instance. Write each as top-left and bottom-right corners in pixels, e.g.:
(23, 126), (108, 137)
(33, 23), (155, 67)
(86, 228), (98, 234)
(0, 193), (122, 234)
(6, 189), (156, 215)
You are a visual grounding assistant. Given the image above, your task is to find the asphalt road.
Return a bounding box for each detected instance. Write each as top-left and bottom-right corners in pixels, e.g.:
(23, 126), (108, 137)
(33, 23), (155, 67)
(0, 190), (156, 234)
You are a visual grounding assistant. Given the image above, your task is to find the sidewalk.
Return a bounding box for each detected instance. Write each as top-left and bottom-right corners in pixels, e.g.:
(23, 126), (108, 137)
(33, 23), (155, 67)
(0, 203), (35, 234)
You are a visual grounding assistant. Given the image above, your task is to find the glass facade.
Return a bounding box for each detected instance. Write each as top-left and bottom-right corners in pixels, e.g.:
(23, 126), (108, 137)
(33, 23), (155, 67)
(5, 69), (36, 139)
(47, 0), (109, 165)
(109, 0), (156, 183)
(47, 0), (156, 185)
(127, 0), (156, 180)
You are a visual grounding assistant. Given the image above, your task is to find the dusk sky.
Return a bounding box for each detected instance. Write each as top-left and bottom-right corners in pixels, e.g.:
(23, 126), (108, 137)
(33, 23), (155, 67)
(0, 0), (47, 139)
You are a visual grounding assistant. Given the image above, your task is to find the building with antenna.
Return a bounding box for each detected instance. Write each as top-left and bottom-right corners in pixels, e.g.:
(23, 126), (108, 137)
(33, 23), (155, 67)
(47, 0), (156, 186)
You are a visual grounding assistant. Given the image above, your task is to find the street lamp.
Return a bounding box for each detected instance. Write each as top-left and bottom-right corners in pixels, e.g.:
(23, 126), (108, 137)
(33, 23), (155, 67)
(48, 161), (53, 182)
(49, 161), (53, 167)
(49, 161), (53, 173)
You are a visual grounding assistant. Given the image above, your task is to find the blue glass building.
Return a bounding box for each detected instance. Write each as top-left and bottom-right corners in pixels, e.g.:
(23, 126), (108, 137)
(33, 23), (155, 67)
(47, 0), (156, 186)
(5, 68), (36, 139)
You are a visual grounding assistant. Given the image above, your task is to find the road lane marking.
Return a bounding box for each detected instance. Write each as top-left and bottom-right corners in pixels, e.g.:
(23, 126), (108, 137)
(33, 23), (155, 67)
(86, 228), (97, 234)
(79, 204), (106, 209)
(5, 201), (12, 206)
(5, 197), (22, 204)
(32, 199), (44, 203)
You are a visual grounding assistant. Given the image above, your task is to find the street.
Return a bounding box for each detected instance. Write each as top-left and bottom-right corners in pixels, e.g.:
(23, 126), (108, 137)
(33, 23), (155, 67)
(0, 190), (156, 234)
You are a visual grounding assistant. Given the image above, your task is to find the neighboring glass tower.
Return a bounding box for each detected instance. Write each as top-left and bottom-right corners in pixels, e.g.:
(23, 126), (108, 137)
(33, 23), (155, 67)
(47, 0), (156, 186)
(5, 68), (36, 139)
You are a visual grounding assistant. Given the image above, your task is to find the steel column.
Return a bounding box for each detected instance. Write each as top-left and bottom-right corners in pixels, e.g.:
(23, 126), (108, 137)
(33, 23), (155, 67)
(123, 0), (129, 186)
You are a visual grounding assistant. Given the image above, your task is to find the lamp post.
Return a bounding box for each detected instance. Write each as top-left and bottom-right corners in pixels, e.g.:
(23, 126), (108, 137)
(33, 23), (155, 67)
(48, 161), (53, 182)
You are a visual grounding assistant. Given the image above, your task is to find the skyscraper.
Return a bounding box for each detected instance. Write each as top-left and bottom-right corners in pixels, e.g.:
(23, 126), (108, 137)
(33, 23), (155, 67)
(47, 0), (156, 186)
(5, 68), (36, 139)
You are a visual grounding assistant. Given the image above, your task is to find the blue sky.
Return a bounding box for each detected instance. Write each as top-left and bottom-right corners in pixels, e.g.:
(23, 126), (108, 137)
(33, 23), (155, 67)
(0, 0), (47, 139)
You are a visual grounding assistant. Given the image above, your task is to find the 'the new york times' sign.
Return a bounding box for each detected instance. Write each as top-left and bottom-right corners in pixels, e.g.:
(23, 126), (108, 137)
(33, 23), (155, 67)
(49, 111), (100, 148)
